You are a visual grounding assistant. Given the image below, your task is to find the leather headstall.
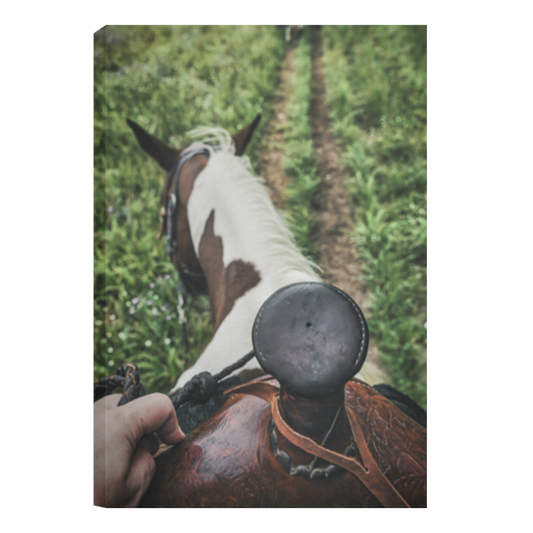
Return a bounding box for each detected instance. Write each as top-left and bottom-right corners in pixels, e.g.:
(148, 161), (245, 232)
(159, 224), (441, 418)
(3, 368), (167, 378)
(163, 144), (212, 297)
(228, 378), (410, 508)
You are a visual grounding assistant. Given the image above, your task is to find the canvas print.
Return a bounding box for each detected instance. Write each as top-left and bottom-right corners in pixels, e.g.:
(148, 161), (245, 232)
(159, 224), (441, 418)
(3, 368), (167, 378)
(94, 25), (427, 507)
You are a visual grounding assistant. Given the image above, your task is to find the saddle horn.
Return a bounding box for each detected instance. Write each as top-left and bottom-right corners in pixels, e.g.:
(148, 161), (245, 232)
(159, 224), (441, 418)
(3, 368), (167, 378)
(251, 282), (368, 440)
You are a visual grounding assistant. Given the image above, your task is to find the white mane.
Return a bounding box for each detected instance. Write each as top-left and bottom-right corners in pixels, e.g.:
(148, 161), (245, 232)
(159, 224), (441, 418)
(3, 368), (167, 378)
(187, 127), (320, 287)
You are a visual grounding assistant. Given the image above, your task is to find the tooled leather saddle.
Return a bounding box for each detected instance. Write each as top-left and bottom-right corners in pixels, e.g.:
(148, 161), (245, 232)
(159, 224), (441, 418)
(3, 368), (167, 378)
(139, 282), (427, 508)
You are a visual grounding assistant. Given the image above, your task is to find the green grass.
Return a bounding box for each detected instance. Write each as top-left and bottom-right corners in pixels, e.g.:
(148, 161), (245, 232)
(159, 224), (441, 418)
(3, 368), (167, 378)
(94, 26), (286, 393)
(283, 28), (321, 261)
(322, 26), (427, 407)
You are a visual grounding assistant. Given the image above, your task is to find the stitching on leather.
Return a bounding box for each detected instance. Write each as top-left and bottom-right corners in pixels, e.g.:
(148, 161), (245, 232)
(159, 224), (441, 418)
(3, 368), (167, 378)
(327, 284), (366, 372)
(254, 307), (265, 359)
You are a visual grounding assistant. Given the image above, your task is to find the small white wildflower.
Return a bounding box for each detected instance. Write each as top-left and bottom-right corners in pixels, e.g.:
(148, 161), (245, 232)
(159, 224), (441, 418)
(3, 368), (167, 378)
(95, 320), (103, 326)
(145, 340), (152, 347)
(110, 314), (116, 321)
(164, 338), (171, 345)
(108, 359), (114, 366)
(118, 332), (126, 340)
(106, 332), (112, 338)
(107, 347), (114, 353)
(121, 290), (128, 297)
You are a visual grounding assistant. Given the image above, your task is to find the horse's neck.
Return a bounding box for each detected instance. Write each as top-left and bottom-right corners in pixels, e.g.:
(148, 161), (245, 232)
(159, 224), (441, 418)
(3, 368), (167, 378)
(174, 152), (318, 388)
(188, 151), (319, 310)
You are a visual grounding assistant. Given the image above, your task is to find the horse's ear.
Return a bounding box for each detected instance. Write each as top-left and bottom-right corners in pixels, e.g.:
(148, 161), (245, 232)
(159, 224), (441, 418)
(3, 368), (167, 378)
(127, 119), (181, 171)
(232, 114), (261, 156)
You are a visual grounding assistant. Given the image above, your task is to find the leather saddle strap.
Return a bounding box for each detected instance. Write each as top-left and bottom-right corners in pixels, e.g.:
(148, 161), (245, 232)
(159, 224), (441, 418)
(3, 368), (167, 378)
(229, 380), (410, 508)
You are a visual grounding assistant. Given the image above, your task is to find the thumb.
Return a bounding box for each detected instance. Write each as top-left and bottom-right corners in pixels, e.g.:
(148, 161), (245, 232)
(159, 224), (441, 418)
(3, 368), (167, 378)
(124, 393), (185, 446)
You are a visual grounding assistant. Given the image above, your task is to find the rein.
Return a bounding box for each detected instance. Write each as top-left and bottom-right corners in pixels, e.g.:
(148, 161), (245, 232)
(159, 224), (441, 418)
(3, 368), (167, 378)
(94, 351), (255, 411)
(162, 144), (212, 357)
(164, 144), (211, 298)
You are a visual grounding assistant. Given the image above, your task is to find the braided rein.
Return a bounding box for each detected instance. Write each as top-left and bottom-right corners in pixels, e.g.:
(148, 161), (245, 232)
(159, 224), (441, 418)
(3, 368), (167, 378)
(94, 350), (256, 410)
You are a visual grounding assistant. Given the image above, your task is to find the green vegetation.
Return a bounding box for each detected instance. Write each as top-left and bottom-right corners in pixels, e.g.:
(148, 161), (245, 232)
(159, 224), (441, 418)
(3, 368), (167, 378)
(94, 26), (285, 393)
(283, 28), (321, 261)
(94, 26), (427, 408)
(322, 26), (427, 407)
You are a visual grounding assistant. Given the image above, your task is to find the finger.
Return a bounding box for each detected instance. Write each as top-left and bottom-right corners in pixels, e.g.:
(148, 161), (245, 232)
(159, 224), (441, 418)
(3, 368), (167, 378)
(123, 444), (156, 508)
(123, 393), (185, 446)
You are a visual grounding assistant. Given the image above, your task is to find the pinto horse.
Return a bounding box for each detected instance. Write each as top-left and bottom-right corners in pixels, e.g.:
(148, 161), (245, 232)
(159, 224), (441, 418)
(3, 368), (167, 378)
(128, 116), (384, 389)
(126, 116), (426, 507)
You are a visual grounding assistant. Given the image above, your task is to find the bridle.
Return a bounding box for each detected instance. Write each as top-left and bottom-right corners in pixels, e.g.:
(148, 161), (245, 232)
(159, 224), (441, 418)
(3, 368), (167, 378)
(162, 143), (212, 297)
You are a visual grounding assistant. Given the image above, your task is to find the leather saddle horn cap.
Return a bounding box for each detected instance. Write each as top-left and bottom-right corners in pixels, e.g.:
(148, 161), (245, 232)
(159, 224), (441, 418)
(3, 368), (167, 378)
(252, 282), (369, 398)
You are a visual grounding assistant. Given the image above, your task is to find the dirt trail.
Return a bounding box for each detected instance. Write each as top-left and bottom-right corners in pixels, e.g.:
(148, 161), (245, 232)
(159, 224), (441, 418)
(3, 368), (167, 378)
(260, 29), (389, 383)
(307, 30), (366, 316)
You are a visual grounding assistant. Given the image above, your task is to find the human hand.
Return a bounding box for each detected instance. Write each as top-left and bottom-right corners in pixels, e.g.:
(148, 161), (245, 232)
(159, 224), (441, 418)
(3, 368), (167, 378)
(94, 393), (185, 507)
